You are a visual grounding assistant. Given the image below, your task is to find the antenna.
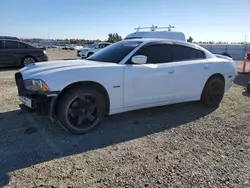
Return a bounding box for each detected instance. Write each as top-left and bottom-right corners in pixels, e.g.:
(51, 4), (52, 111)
(134, 24), (175, 32)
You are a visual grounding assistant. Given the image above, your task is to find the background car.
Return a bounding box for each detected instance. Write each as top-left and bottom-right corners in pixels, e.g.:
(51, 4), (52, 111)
(0, 39), (48, 67)
(62, 44), (76, 50)
(47, 43), (57, 48)
(78, 42), (111, 58)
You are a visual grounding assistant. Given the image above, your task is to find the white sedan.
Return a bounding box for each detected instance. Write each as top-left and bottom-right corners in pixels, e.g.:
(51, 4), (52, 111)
(15, 39), (236, 134)
(78, 42), (111, 58)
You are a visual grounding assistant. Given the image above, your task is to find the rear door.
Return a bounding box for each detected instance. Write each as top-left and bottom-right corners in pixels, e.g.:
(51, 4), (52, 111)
(18, 42), (31, 57)
(171, 45), (212, 100)
(1, 40), (20, 66)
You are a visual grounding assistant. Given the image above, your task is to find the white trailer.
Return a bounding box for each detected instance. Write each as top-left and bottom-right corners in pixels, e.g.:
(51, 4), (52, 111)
(198, 44), (250, 60)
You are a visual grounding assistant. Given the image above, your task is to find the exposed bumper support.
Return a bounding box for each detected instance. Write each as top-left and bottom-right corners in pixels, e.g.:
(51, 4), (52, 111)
(15, 71), (59, 121)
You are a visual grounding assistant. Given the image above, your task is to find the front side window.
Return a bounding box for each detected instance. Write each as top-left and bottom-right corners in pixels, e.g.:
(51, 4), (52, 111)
(172, 45), (205, 62)
(5, 41), (18, 49)
(87, 40), (142, 63)
(135, 44), (172, 64)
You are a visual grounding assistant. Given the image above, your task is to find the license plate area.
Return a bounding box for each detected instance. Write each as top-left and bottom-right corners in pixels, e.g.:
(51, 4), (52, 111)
(19, 96), (32, 108)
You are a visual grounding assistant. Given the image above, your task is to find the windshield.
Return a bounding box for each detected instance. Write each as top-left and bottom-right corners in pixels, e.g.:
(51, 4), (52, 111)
(86, 41), (142, 63)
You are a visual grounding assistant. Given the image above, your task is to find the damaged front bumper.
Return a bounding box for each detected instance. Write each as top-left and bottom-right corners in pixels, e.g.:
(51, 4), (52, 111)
(15, 72), (59, 122)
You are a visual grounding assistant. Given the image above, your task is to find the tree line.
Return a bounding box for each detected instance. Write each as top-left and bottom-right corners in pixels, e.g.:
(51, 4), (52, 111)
(21, 34), (247, 45)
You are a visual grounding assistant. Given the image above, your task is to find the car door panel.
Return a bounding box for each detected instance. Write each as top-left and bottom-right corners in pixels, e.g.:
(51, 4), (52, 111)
(0, 41), (4, 67)
(123, 43), (176, 107)
(173, 60), (213, 100)
(1, 40), (20, 66)
(124, 63), (175, 107)
(2, 49), (20, 66)
(171, 45), (213, 100)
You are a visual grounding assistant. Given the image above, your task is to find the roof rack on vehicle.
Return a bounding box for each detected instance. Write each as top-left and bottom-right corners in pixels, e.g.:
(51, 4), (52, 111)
(134, 24), (175, 32)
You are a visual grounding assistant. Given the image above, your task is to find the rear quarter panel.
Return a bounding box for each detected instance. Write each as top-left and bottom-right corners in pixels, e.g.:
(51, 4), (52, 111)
(174, 59), (222, 100)
(213, 58), (236, 92)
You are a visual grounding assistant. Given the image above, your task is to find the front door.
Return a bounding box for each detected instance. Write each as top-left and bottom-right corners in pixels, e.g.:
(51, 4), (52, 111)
(124, 43), (175, 107)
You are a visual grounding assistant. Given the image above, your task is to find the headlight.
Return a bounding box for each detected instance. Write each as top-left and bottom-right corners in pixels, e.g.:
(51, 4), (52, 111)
(43, 50), (46, 54)
(24, 79), (50, 92)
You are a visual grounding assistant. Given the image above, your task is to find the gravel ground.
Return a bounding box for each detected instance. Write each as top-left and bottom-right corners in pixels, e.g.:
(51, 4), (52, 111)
(0, 53), (250, 188)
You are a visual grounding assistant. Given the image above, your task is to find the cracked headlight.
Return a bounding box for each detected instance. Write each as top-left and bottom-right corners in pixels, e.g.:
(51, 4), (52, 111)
(24, 79), (50, 92)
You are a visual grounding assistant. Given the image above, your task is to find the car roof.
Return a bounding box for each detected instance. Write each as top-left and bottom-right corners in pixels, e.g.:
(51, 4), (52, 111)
(123, 38), (202, 50)
(0, 38), (21, 42)
(124, 31), (186, 41)
(0, 36), (19, 40)
(0, 39), (38, 47)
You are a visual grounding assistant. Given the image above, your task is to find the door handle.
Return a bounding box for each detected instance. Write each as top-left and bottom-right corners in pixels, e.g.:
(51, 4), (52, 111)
(204, 64), (209, 69)
(168, 69), (175, 74)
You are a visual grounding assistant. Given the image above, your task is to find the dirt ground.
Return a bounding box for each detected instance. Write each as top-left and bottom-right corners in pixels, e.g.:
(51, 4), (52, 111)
(0, 50), (250, 188)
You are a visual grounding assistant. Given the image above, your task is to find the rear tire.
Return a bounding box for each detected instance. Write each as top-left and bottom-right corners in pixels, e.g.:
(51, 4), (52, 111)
(201, 77), (225, 107)
(56, 87), (106, 134)
(21, 56), (36, 67)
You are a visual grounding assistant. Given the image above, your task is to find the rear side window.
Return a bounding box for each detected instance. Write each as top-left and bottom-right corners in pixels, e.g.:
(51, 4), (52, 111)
(137, 44), (172, 63)
(19, 42), (29, 49)
(196, 50), (205, 59)
(172, 45), (205, 61)
(5, 41), (18, 49)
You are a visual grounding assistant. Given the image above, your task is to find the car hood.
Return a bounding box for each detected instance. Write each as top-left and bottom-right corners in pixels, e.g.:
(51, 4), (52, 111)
(19, 59), (119, 79)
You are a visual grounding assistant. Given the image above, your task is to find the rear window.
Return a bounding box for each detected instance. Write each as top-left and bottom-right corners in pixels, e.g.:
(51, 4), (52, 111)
(5, 41), (18, 49)
(19, 42), (29, 49)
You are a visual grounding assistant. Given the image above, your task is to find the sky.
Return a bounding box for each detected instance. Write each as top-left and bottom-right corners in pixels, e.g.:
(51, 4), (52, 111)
(1, 0), (250, 42)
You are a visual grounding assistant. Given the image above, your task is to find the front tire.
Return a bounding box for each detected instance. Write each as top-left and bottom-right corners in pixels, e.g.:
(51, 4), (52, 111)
(56, 87), (106, 134)
(201, 77), (225, 107)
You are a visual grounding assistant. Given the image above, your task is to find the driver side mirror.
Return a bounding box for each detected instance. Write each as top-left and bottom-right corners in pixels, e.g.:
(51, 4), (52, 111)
(131, 55), (147, 64)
